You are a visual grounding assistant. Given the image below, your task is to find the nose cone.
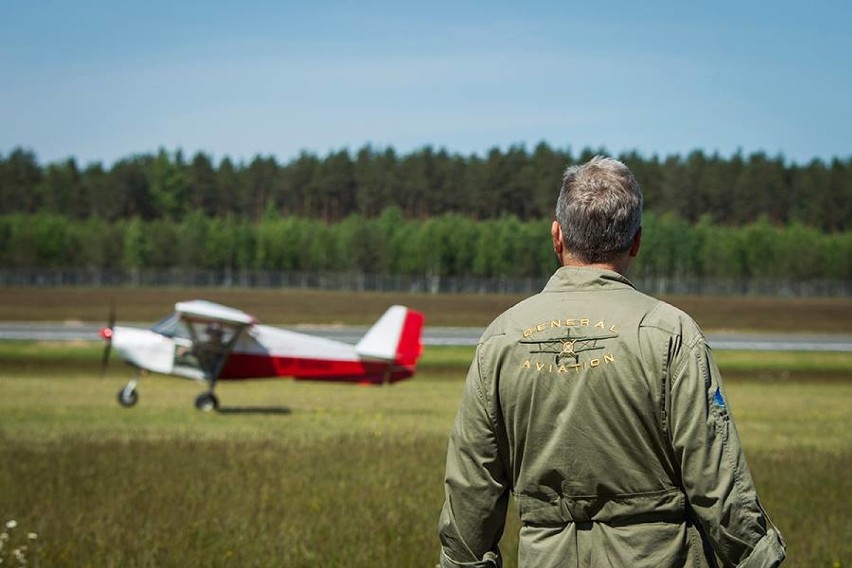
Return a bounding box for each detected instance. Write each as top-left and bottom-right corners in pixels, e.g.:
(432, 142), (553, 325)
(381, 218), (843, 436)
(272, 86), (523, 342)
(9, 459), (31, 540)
(100, 327), (113, 341)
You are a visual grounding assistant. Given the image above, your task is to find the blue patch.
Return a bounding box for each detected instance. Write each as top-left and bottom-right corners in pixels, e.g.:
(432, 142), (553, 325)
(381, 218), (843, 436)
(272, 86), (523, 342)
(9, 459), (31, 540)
(713, 386), (726, 408)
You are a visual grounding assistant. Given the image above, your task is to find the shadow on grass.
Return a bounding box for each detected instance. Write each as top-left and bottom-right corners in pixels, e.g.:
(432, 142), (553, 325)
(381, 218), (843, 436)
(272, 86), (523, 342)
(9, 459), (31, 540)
(217, 406), (293, 415)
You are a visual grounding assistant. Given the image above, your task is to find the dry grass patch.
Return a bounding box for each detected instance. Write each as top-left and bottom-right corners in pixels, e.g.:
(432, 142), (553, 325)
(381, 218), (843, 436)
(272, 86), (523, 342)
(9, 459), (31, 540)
(1, 286), (850, 332)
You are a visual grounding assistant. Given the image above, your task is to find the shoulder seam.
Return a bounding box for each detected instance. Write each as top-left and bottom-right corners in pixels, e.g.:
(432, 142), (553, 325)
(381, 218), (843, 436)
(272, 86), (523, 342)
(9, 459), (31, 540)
(670, 334), (705, 382)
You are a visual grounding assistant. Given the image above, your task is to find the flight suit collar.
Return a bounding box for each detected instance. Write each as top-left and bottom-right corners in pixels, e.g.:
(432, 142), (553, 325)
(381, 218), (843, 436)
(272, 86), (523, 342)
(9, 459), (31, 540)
(543, 266), (636, 293)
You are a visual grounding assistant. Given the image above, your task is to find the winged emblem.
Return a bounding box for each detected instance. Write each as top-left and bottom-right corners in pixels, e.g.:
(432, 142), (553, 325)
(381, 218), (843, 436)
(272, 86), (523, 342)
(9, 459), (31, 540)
(520, 331), (618, 363)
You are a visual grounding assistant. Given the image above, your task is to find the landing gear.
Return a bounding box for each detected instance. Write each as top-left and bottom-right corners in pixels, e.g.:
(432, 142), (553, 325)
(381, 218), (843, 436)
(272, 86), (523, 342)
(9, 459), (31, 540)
(195, 392), (219, 412)
(118, 384), (138, 407)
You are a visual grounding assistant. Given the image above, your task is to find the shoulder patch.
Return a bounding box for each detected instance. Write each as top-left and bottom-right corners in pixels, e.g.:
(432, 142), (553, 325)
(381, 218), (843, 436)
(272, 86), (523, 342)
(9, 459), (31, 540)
(713, 386), (726, 409)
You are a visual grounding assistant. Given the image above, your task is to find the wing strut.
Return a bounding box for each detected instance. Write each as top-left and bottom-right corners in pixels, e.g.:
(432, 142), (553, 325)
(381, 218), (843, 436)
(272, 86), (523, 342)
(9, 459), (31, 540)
(183, 321), (250, 411)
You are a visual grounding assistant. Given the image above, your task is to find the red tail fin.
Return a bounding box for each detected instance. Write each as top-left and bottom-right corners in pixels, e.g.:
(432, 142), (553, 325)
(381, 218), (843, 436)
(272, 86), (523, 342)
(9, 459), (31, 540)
(355, 306), (424, 368)
(395, 309), (424, 367)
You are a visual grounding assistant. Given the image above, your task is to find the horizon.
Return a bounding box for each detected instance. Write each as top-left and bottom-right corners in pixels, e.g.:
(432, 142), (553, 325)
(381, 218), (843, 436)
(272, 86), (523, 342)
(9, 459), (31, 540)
(5, 141), (849, 170)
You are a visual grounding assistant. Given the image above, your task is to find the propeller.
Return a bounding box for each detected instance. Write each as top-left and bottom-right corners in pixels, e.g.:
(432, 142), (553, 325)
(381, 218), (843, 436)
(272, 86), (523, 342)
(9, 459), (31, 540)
(100, 303), (116, 377)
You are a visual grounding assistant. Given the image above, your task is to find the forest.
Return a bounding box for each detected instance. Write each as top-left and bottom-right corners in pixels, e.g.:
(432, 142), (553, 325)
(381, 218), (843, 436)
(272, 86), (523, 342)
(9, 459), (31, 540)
(0, 144), (849, 289)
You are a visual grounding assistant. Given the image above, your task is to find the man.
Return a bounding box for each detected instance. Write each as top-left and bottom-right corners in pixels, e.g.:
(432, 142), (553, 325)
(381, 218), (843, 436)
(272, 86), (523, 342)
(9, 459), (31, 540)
(438, 156), (785, 567)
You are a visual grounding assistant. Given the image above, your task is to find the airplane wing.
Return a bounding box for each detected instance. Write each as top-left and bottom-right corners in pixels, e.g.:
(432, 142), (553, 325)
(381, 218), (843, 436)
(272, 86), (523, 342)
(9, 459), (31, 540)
(175, 300), (256, 326)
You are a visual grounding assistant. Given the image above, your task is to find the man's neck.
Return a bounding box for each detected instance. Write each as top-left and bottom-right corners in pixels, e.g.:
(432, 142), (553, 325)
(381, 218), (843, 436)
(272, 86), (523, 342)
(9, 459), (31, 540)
(560, 254), (631, 276)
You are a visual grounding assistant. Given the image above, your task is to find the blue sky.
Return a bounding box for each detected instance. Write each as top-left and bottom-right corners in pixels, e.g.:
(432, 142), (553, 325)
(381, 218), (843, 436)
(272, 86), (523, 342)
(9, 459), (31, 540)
(2, 0), (850, 166)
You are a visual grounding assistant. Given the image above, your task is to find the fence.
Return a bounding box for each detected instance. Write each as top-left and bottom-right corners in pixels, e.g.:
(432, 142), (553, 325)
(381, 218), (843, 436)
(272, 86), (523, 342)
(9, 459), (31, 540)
(0, 268), (849, 297)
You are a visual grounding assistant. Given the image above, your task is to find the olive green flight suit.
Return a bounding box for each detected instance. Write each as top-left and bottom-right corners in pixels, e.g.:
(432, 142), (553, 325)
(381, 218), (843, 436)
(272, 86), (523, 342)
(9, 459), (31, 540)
(439, 267), (785, 567)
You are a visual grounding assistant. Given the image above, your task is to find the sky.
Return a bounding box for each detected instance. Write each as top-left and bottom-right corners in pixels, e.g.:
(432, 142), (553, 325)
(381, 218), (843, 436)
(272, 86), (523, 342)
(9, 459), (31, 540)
(1, 0), (850, 167)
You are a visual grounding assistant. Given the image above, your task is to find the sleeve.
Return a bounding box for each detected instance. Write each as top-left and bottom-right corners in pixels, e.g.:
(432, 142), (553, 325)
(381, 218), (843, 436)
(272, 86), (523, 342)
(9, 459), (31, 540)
(669, 337), (786, 567)
(438, 343), (510, 568)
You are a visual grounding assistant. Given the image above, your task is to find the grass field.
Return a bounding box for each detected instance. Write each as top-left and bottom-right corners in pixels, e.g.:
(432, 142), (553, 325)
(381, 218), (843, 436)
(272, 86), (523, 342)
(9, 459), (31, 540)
(0, 343), (850, 567)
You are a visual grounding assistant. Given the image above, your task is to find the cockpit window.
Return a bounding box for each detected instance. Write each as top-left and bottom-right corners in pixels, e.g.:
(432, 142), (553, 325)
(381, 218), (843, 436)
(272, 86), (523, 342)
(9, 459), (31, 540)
(151, 313), (191, 339)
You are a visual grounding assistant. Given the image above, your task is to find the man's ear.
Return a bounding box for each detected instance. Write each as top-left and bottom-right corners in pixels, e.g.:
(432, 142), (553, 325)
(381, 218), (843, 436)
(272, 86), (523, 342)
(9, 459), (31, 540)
(551, 221), (564, 258)
(629, 227), (642, 258)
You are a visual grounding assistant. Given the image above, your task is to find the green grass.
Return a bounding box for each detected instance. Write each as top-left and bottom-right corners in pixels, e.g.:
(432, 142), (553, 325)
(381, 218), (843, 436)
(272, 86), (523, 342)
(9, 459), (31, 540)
(0, 344), (850, 566)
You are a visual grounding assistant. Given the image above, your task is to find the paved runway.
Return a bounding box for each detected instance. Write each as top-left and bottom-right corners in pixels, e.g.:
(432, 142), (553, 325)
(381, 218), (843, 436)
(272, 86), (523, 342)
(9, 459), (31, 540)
(1, 322), (851, 352)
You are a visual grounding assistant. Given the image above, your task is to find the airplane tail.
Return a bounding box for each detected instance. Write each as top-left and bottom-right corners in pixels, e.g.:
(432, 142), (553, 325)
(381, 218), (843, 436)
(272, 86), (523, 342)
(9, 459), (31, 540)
(355, 306), (424, 375)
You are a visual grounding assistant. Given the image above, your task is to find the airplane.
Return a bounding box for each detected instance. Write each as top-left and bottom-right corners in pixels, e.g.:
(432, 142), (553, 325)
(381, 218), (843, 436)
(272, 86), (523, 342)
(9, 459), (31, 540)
(100, 300), (424, 411)
(519, 331), (618, 364)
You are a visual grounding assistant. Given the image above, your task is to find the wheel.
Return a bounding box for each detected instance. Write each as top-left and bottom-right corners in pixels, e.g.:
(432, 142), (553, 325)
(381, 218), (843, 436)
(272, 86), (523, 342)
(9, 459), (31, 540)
(195, 392), (219, 412)
(117, 386), (138, 407)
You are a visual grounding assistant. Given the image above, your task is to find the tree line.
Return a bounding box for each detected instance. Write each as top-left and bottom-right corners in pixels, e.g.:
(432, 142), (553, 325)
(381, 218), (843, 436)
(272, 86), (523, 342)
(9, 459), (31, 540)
(1, 209), (849, 284)
(1, 144), (850, 231)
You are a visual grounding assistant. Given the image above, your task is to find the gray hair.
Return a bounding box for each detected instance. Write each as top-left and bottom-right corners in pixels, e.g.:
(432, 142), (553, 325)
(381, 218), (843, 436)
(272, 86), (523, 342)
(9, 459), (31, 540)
(555, 155), (643, 263)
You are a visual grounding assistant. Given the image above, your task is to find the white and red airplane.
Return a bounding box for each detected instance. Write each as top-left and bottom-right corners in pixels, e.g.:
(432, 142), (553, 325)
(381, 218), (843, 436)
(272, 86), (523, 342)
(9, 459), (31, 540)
(100, 300), (424, 411)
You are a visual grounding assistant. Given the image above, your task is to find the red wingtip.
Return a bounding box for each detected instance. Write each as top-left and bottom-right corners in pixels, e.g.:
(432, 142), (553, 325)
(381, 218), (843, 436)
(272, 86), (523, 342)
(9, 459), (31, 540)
(100, 327), (113, 341)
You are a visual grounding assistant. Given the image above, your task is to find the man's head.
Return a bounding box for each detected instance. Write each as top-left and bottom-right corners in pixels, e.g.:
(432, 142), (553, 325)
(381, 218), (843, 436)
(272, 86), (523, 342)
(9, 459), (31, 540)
(553, 155), (643, 267)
